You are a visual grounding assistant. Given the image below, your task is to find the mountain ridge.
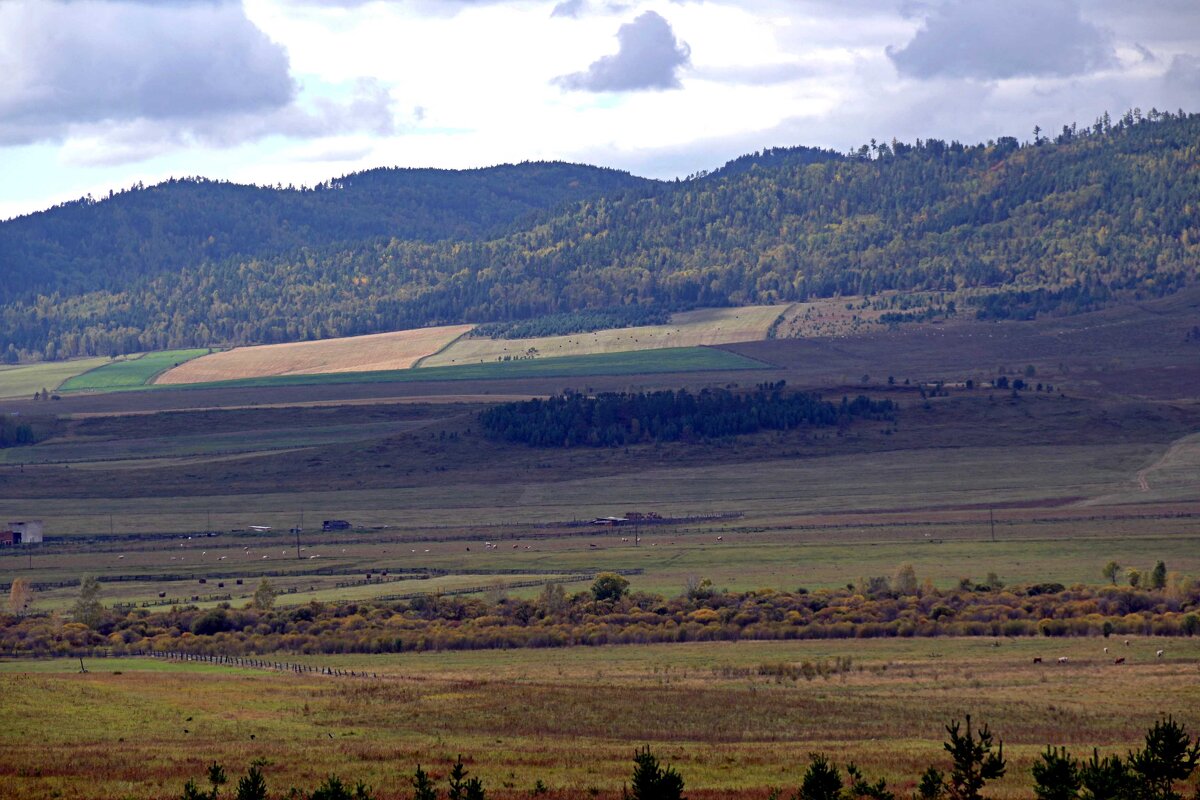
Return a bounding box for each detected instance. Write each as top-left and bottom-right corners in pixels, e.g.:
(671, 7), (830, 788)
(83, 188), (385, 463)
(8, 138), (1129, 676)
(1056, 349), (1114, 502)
(1, 108), (1196, 362)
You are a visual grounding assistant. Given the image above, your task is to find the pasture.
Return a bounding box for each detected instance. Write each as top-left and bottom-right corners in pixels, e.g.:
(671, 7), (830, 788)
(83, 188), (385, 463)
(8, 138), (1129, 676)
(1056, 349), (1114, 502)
(0, 357), (111, 399)
(422, 305), (788, 367)
(156, 325), (474, 384)
(1, 638), (1197, 800)
(59, 350), (212, 392)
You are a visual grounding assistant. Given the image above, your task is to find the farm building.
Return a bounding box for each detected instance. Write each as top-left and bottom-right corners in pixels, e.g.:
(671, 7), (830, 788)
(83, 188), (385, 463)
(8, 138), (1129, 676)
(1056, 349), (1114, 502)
(322, 519), (351, 531)
(1, 520), (44, 545)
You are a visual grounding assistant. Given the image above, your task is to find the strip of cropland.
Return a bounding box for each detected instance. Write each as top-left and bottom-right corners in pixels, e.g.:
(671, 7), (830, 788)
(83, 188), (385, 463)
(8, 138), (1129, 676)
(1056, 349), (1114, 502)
(422, 305), (788, 367)
(155, 324), (474, 384)
(64, 347), (771, 393)
(59, 349), (213, 391)
(0, 357), (112, 398)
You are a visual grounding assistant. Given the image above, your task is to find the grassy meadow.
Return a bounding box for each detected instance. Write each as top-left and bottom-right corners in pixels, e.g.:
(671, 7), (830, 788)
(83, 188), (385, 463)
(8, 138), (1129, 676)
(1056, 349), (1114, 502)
(60, 349), (213, 391)
(0, 357), (111, 399)
(423, 306), (787, 367)
(1, 638), (1197, 800)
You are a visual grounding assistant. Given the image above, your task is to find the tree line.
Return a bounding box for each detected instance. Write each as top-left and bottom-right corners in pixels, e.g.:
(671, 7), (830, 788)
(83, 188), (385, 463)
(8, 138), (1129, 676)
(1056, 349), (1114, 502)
(1, 109), (1198, 360)
(7, 565), (1198, 658)
(478, 387), (896, 447)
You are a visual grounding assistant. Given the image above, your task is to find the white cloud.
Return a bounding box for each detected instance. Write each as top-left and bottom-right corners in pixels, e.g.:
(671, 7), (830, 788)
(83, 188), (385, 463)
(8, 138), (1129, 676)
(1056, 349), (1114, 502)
(0, 0), (396, 156)
(0, 0), (294, 145)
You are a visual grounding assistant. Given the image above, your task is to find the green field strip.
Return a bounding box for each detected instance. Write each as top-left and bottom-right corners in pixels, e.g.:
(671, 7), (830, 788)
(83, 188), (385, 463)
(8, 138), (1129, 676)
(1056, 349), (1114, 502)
(76, 346), (771, 393)
(60, 349), (214, 391)
(0, 357), (112, 399)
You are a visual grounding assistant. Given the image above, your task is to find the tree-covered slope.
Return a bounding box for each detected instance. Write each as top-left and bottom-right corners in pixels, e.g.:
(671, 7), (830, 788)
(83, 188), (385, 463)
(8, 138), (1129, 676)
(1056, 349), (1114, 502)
(0, 162), (652, 305)
(2, 109), (1198, 361)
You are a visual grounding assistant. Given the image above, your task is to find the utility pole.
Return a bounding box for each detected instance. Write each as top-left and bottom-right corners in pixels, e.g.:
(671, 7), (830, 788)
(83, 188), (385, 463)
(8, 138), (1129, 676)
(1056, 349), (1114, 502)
(295, 510), (303, 560)
(989, 508), (996, 542)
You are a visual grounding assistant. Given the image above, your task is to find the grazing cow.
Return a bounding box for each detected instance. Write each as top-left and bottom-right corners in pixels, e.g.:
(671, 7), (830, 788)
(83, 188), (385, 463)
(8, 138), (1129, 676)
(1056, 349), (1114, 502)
(1057, 657), (1069, 664)
(1125, 639), (1131, 646)
(1103, 647), (1109, 654)
(1156, 649), (1165, 658)
(716, 536), (723, 541)
(1114, 657), (1126, 664)
(1032, 657), (1043, 664)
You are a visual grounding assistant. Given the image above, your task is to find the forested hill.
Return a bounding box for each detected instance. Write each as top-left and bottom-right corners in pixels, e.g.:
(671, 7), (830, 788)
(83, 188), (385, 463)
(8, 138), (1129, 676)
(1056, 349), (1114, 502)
(0, 162), (652, 305)
(2, 109), (1198, 360)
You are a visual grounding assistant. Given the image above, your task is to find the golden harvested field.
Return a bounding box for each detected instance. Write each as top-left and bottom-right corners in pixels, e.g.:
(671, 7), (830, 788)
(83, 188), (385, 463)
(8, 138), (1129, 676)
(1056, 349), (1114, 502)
(155, 325), (473, 384)
(420, 305), (788, 367)
(0, 357), (110, 399)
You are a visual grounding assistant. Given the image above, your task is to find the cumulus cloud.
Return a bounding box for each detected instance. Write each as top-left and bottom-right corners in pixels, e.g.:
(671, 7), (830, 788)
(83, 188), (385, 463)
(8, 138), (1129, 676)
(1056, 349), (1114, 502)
(0, 0), (396, 155)
(555, 11), (691, 92)
(0, 0), (294, 144)
(888, 0), (1117, 80)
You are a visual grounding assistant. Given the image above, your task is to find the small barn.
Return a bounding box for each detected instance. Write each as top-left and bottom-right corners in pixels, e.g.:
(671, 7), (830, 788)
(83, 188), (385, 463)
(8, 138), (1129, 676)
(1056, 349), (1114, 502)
(2, 520), (43, 545)
(322, 519), (351, 531)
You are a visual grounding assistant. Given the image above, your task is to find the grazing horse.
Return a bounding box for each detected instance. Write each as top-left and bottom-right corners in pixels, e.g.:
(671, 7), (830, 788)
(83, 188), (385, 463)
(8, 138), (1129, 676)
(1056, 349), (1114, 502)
(1032, 657), (1043, 664)
(1114, 657), (1126, 664)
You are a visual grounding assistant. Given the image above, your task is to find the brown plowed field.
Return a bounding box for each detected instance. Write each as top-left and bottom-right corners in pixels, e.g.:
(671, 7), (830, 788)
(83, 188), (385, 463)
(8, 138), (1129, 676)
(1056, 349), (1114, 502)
(154, 324), (473, 384)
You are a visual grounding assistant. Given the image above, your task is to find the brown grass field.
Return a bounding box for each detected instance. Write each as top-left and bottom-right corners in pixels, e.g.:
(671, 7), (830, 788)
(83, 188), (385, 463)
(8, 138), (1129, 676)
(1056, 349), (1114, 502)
(421, 306), (787, 367)
(155, 325), (474, 384)
(1, 637), (1197, 800)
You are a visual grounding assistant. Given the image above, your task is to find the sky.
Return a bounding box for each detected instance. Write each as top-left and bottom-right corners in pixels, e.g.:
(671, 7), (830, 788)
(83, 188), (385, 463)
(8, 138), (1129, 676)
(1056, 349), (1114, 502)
(1, 0), (1198, 220)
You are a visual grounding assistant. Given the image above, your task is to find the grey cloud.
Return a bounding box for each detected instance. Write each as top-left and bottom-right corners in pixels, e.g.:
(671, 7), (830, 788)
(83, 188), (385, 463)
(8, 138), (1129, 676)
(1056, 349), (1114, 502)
(63, 78), (397, 166)
(555, 10), (690, 92)
(1163, 54), (1200, 106)
(0, 0), (293, 145)
(888, 0), (1116, 80)
(0, 1), (397, 154)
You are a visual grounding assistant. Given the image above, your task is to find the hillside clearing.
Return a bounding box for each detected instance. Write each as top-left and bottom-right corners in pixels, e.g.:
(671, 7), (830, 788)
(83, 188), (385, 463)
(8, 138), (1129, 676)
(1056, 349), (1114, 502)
(156, 325), (473, 384)
(420, 305), (788, 367)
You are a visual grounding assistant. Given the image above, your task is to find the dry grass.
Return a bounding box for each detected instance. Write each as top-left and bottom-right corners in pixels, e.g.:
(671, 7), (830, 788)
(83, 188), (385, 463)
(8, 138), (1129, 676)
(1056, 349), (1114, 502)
(1, 638), (1197, 800)
(420, 306), (787, 367)
(155, 325), (473, 385)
